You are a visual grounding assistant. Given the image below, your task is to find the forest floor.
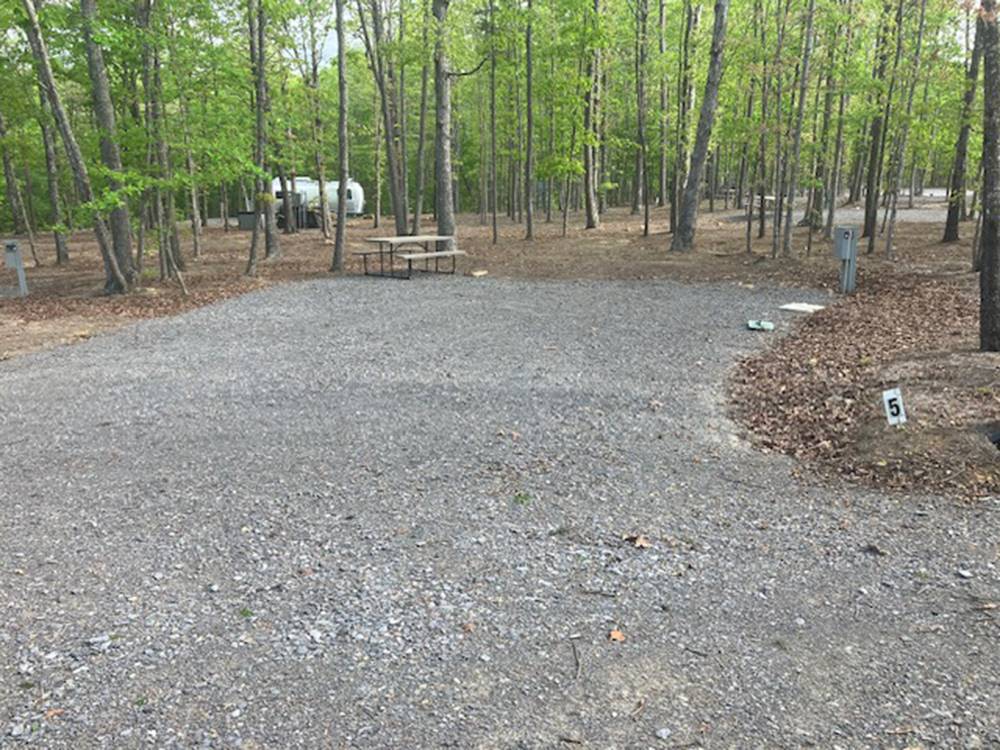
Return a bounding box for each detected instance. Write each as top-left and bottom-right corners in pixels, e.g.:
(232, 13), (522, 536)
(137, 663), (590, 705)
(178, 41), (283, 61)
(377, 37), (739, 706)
(1, 201), (995, 498)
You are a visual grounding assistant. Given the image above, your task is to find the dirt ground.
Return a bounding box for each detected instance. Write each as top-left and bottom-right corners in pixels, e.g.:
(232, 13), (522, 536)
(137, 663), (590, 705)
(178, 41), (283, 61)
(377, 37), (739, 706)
(2, 203), (995, 497)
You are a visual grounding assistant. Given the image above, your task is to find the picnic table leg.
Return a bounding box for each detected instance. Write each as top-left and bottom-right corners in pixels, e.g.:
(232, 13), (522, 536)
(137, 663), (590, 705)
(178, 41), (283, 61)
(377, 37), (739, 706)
(379, 245), (385, 277)
(363, 253), (369, 276)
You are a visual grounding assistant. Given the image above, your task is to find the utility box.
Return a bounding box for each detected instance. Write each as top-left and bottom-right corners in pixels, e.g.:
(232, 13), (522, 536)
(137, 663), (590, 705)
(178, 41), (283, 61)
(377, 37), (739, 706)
(3, 240), (28, 297)
(834, 225), (859, 293)
(236, 211), (258, 231)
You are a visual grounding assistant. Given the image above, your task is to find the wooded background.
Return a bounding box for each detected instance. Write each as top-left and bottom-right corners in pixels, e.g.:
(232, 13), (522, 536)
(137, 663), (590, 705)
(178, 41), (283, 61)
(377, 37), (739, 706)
(0, 0), (996, 343)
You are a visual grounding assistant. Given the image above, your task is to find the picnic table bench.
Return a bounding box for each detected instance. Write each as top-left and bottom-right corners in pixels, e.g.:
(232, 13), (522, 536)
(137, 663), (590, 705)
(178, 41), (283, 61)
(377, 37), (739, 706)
(354, 235), (466, 279)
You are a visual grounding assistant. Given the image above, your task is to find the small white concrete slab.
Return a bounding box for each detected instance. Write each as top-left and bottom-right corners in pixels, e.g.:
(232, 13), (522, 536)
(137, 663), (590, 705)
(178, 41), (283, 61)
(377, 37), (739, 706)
(779, 302), (825, 314)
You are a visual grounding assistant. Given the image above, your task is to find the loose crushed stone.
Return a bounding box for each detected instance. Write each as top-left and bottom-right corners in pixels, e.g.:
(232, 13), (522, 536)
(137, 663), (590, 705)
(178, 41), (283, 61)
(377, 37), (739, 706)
(1, 277), (997, 748)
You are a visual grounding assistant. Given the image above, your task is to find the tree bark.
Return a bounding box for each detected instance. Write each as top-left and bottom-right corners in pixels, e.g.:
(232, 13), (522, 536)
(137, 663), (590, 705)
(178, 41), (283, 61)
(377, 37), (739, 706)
(671, 0), (729, 252)
(412, 0), (432, 235)
(944, 18), (983, 243)
(258, 2), (280, 261)
(433, 0), (455, 249)
(152, 44), (185, 279)
(862, 0), (902, 248)
(356, 0), (408, 235)
(81, 0), (135, 288)
(23, 0), (126, 292)
(332, 0), (348, 271)
(780, 0), (815, 257)
(658, 0), (668, 207)
(636, 0), (650, 235)
(583, 0), (601, 229)
(672, 0), (697, 233)
(0, 106), (26, 236)
(884, 0), (926, 257)
(488, 0), (499, 242)
(246, 0), (264, 275)
(37, 86), (69, 264)
(980, 0), (1000, 350)
(524, 0), (535, 240)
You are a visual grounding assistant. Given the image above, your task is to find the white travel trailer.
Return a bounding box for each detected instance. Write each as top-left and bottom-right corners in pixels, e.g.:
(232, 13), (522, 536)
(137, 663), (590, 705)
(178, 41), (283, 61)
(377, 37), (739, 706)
(271, 177), (365, 216)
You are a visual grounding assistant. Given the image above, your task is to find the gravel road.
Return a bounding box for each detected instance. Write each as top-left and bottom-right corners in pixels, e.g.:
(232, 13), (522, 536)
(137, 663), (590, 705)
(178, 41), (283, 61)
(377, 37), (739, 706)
(1, 278), (998, 749)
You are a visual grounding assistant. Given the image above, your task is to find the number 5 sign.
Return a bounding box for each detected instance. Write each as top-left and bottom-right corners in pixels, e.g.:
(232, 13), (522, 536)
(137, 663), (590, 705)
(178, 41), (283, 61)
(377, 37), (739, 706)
(882, 387), (907, 426)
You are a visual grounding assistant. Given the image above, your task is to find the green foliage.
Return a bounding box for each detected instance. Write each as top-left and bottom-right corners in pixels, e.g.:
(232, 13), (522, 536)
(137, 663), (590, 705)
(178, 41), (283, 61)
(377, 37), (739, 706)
(0, 0), (979, 232)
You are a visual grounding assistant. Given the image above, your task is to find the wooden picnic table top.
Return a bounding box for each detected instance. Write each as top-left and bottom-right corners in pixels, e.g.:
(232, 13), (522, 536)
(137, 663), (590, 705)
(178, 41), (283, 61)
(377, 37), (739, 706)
(364, 234), (453, 246)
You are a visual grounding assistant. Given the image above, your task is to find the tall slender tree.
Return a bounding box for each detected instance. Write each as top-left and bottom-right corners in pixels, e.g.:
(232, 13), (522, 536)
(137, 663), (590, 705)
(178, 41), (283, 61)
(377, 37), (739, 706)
(781, 0), (815, 257)
(524, 0), (535, 240)
(671, 0), (730, 252)
(22, 0), (127, 292)
(944, 16), (983, 243)
(332, 0), (348, 271)
(981, 0), (1000, 351)
(433, 0), (455, 248)
(81, 0), (135, 288)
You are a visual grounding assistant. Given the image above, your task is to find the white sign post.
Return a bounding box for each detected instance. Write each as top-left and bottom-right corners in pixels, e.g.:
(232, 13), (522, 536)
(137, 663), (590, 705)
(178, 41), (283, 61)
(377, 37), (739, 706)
(882, 387), (907, 426)
(3, 240), (28, 297)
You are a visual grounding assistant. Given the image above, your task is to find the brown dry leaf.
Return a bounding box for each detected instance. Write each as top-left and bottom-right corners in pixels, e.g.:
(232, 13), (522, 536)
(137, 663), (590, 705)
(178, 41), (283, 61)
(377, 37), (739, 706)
(44, 708), (65, 720)
(462, 622), (477, 633)
(608, 628), (626, 642)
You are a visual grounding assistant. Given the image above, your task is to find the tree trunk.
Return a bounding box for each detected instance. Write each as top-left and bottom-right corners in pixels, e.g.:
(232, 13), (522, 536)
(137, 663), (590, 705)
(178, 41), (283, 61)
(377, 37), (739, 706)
(0, 106), (26, 236)
(980, 0), (1000, 350)
(177, 74), (204, 255)
(356, 0), (408, 235)
(583, 0), (601, 229)
(780, 0), (815, 257)
(278, 166), (293, 235)
(637, 0), (650, 235)
(755, 0), (768, 240)
(671, 0), (729, 251)
(489, 0), (499, 242)
(524, 0), (535, 240)
(769, 0), (791, 257)
(672, 0), (697, 233)
(81, 0), (135, 289)
(152, 46), (185, 277)
(433, 0), (455, 249)
(332, 0), (349, 271)
(862, 0), (901, 247)
(658, 0), (668, 207)
(188, 150), (203, 254)
(884, 0), (926, 257)
(305, 1), (332, 238)
(374, 85), (382, 228)
(944, 18), (983, 243)
(23, 0), (126, 291)
(412, 1), (432, 235)
(246, 0), (264, 275)
(258, 2), (279, 261)
(37, 86), (69, 264)
(826, 6), (853, 238)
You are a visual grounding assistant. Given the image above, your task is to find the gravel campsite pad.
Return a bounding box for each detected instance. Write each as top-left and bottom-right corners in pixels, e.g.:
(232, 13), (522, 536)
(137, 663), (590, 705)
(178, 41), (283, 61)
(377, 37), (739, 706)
(1, 278), (998, 748)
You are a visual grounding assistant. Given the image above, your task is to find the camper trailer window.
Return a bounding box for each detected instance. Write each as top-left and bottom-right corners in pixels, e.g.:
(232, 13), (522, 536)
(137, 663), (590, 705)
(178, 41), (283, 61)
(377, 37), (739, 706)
(347, 189), (353, 200)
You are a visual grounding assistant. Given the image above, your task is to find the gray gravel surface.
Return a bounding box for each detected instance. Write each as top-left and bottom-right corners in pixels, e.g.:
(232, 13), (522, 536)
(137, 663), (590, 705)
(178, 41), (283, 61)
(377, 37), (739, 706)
(1, 277), (998, 749)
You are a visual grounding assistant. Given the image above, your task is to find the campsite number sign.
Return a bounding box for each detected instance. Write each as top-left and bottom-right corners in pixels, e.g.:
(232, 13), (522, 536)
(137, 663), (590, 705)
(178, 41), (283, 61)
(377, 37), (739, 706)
(882, 388), (907, 426)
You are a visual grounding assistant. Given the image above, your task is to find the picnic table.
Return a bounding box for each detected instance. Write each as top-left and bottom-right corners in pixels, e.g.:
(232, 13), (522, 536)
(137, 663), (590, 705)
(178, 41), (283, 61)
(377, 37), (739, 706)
(354, 235), (466, 279)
